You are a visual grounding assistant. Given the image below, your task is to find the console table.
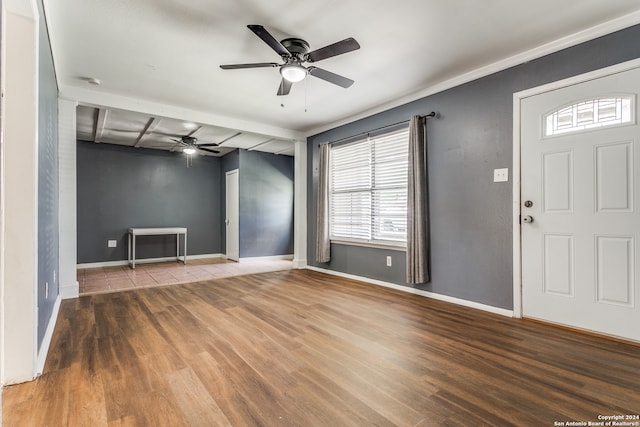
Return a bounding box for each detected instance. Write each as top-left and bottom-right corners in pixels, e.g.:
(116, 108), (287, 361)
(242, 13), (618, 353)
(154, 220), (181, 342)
(128, 227), (187, 269)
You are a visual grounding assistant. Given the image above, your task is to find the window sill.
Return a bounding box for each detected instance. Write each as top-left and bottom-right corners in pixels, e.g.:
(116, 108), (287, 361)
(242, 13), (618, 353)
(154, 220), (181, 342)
(330, 239), (406, 252)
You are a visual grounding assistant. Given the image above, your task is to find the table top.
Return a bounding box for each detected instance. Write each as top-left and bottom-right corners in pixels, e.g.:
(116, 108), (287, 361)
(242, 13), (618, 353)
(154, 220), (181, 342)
(128, 227), (187, 235)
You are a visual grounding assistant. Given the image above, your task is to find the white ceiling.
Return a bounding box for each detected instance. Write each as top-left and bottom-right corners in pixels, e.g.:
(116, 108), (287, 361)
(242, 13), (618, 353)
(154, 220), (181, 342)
(43, 0), (640, 153)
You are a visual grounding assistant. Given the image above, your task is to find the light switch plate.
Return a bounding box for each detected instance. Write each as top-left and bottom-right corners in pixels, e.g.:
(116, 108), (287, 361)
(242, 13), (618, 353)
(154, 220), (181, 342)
(108, 239), (117, 248)
(493, 168), (509, 182)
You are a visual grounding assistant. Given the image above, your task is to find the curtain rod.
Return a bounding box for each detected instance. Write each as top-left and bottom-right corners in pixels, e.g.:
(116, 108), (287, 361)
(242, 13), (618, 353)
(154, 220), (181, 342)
(325, 111), (437, 146)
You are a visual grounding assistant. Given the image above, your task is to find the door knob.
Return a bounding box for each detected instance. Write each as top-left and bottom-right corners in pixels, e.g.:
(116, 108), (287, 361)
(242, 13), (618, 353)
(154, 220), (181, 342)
(522, 215), (534, 223)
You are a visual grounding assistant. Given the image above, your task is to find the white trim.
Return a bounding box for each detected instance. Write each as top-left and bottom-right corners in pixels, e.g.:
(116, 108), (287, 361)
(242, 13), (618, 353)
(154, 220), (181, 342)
(331, 239), (406, 252)
(35, 295), (60, 376)
(305, 10), (640, 137)
(77, 253), (224, 269)
(512, 93), (523, 318)
(58, 98), (79, 301)
(306, 266), (513, 318)
(1, 0), (40, 384)
(238, 254), (293, 262)
(292, 259), (308, 269)
(59, 281), (79, 299)
(512, 57), (640, 320)
(293, 140), (308, 271)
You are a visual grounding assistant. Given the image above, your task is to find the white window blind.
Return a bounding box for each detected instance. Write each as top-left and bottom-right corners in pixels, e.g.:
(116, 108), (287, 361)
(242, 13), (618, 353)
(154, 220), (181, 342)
(329, 127), (409, 246)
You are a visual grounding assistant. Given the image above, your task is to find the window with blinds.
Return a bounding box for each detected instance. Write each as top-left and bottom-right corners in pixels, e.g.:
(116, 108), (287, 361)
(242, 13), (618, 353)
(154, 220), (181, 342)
(329, 127), (409, 247)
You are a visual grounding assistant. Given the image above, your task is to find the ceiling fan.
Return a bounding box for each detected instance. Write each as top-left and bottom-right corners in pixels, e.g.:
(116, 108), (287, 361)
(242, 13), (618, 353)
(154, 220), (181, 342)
(220, 25), (360, 96)
(171, 135), (220, 155)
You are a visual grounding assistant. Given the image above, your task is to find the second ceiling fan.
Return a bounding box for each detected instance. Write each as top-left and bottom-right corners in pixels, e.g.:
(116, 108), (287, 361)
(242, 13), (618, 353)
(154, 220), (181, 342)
(171, 135), (220, 155)
(220, 25), (360, 96)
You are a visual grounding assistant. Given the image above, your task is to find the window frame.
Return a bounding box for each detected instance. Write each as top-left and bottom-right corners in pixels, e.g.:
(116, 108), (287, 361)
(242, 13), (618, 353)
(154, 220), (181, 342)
(328, 126), (409, 250)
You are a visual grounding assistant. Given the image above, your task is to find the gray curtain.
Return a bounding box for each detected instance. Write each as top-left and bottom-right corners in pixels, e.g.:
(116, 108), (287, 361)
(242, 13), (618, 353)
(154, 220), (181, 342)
(406, 115), (429, 284)
(316, 143), (331, 263)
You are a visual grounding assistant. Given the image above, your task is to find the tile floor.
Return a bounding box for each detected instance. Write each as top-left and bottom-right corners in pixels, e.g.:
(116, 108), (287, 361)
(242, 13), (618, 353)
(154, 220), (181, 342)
(78, 257), (293, 295)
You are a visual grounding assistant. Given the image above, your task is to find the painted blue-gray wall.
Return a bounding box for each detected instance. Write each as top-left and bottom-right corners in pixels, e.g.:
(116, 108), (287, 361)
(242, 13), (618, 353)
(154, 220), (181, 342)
(77, 142), (222, 263)
(307, 24), (640, 310)
(239, 150), (294, 257)
(37, 0), (59, 349)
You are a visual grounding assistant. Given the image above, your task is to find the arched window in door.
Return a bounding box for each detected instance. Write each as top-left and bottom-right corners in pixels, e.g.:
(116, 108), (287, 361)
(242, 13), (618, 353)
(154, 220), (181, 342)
(544, 95), (634, 137)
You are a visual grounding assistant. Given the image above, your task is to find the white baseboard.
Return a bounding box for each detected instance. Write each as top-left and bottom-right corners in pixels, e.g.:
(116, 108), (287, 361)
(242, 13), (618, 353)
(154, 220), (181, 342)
(305, 266), (514, 318)
(77, 253), (224, 269)
(238, 254), (294, 262)
(292, 258), (308, 269)
(36, 295), (62, 376)
(59, 281), (79, 299)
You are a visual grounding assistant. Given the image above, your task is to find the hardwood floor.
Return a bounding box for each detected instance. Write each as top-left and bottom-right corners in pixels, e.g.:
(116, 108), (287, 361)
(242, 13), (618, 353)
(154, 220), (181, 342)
(3, 269), (639, 426)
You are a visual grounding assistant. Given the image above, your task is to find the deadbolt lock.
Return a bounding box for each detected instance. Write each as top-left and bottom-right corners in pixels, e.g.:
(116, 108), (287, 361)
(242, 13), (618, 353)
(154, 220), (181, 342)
(524, 200), (533, 208)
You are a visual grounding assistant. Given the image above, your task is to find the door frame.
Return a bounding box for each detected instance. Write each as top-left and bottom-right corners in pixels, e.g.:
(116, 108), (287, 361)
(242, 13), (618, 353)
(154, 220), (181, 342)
(225, 169), (239, 261)
(512, 57), (640, 319)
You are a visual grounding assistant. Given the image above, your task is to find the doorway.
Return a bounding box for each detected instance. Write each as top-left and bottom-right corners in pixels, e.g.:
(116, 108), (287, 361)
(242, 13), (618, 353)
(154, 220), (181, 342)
(515, 60), (640, 341)
(225, 169), (239, 261)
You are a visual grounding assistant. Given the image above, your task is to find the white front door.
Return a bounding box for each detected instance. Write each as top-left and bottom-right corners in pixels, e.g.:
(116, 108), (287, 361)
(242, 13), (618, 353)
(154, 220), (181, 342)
(521, 66), (640, 342)
(225, 169), (239, 261)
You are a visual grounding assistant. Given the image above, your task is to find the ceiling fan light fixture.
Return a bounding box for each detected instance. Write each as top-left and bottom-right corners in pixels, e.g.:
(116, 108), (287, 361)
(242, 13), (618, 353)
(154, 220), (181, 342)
(280, 64), (306, 83)
(183, 147), (196, 155)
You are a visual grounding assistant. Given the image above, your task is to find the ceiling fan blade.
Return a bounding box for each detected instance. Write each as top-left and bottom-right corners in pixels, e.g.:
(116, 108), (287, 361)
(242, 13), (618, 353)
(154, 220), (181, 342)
(170, 138), (188, 145)
(195, 143), (220, 147)
(220, 62), (279, 70)
(197, 147), (220, 154)
(247, 25), (290, 57)
(308, 67), (354, 88)
(277, 78), (292, 96)
(306, 37), (360, 63)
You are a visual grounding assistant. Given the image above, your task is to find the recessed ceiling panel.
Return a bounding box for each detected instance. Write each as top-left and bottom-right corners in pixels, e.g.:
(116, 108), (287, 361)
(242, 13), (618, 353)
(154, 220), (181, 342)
(75, 104), (288, 158)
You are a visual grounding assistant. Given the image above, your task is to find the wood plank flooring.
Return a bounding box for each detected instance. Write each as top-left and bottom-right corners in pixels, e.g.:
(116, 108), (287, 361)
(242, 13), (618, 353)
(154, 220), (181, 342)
(3, 269), (639, 426)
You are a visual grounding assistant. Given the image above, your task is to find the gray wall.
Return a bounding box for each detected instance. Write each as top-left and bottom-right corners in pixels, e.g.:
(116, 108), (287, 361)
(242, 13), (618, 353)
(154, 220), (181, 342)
(307, 24), (640, 310)
(77, 142), (222, 263)
(239, 150), (294, 257)
(37, 0), (59, 349)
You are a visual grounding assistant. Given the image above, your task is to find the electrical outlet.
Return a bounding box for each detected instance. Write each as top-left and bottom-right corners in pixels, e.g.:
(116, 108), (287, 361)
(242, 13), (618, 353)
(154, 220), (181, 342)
(386, 256), (392, 267)
(493, 168), (509, 182)
(45, 282), (49, 299)
(108, 239), (117, 248)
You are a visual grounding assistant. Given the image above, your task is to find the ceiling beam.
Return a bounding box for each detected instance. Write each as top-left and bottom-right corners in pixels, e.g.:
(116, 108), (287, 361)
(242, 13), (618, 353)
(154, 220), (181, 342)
(247, 138), (275, 151)
(93, 108), (109, 143)
(216, 132), (242, 147)
(133, 117), (161, 148)
(274, 146), (295, 155)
